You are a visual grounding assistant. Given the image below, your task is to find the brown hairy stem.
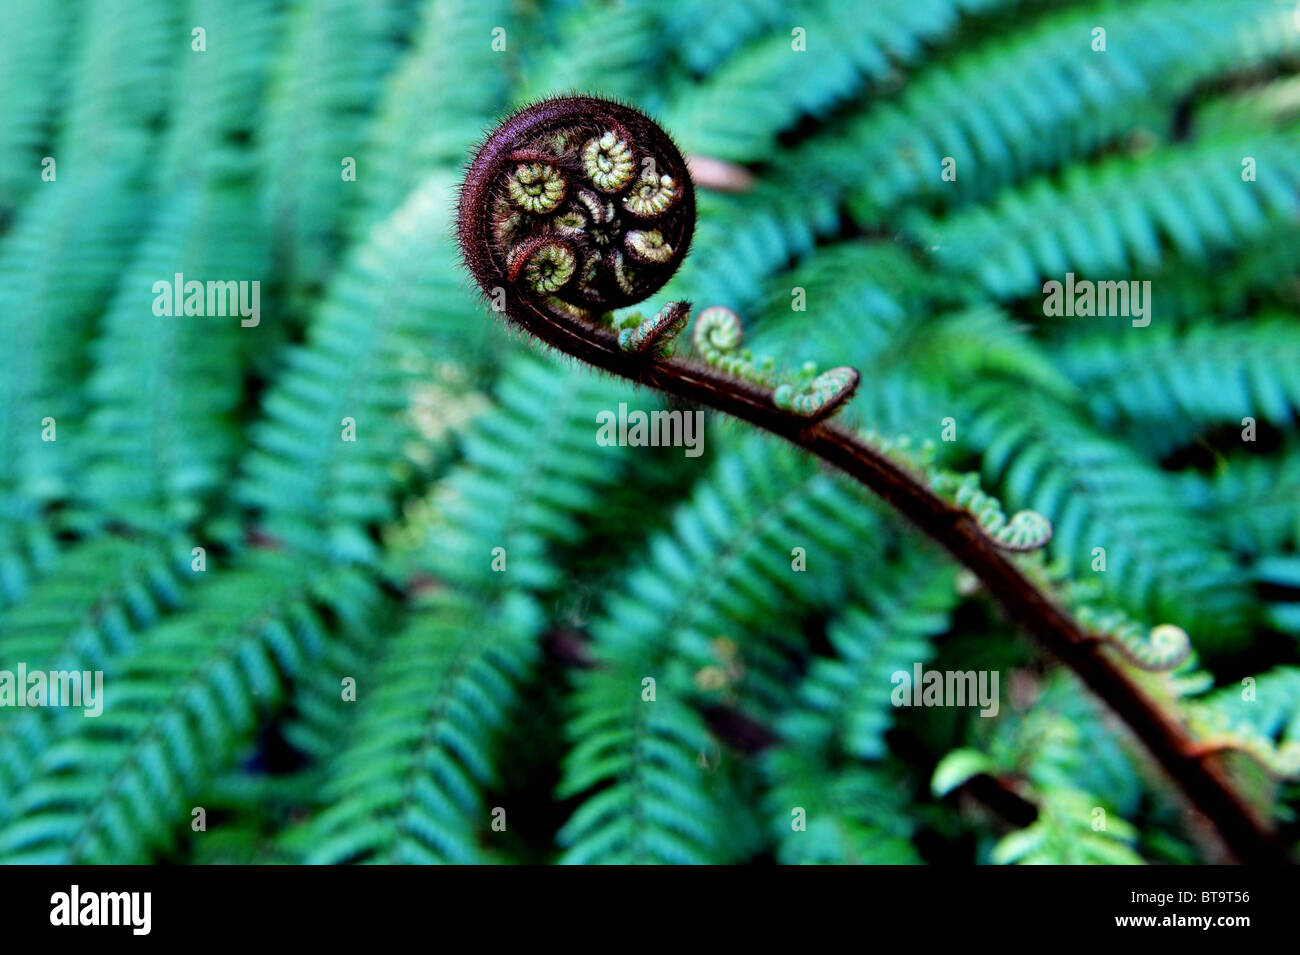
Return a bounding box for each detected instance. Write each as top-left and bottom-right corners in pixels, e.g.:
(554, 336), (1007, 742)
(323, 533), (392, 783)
(521, 311), (1289, 865)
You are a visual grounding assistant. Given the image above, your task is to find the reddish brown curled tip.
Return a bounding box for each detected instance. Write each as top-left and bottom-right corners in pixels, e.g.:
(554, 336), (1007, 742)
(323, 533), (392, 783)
(458, 95), (696, 319)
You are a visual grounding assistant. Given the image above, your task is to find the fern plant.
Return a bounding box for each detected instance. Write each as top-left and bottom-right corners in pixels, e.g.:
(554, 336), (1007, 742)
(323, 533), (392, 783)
(1, 0), (1299, 866)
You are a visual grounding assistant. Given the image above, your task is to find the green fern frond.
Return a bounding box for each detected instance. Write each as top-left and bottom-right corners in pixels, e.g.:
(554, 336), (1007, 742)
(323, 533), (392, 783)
(846, 0), (1300, 224)
(54, 0), (179, 165)
(515, 0), (669, 106)
(4, 0), (1298, 868)
(291, 591), (542, 864)
(558, 434), (894, 862)
(0, 0), (77, 216)
(1196, 73), (1300, 137)
(282, 352), (660, 842)
(1257, 555), (1300, 636)
(754, 545), (959, 864)
(0, 521), (60, 610)
(81, 175), (267, 533)
(990, 788), (1144, 864)
(259, 0), (410, 304)
(154, 0), (283, 191)
(664, 0), (977, 162)
(663, 0), (791, 74)
(919, 128), (1300, 299)
(671, 172), (840, 311)
(934, 673), (1151, 863)
(763, 749), (922, 864)
(1194, 666), (1300, 744)
(356, 0), (512, 228)
(0, 554), (377, 863)
(0, 536), (194, 814)
(239, 171), (499, 561)
(415, 351), (647, 594)
(1183, 666), (1300, 783)
(1177, 447), (1300, 557)
(1057, 319), (1300, 457)
(746, 243), (936, 368)
(0, 154), (154, 507)
(784, 545), (959, 760)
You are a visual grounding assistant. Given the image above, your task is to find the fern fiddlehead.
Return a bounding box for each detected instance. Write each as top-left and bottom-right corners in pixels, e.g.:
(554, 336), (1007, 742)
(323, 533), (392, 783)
(459, 96), (694, 325)
(1077, 609), (1192, 672)
(458, 96), (858, 422)
(690, 306), (860, 420)
(931, 472), (1053, 555)
(456, 95), (1289, 864)
(691, 305), (772, 384)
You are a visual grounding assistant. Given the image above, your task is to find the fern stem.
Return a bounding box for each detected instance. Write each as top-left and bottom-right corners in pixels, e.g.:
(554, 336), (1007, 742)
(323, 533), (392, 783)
(524, 302), (1290, 864)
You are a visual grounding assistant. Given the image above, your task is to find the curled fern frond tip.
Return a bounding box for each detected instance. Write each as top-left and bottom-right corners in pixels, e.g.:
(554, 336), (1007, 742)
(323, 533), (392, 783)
(457, 95), (696, 320)
(690, 305), (860, 421)
(991, 509), (1053, 553)
(1076, 608), (1192, 671)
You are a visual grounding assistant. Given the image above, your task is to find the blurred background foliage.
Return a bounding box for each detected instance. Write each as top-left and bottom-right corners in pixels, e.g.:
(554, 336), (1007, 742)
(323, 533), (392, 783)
(0, 0), (1299, 864)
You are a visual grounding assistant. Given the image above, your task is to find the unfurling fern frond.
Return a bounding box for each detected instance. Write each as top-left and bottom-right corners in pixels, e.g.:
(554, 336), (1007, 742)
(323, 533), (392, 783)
(932, 472), (1053, 554)
(1076, 607), (1191, 672)
(6, 0), (1300, 870)
(690, 306), (859, 420)
(456, 91), (1293, 864)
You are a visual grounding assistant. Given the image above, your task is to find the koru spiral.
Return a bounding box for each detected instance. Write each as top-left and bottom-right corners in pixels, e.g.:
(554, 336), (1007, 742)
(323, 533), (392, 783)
(457, 95), (695, 322)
